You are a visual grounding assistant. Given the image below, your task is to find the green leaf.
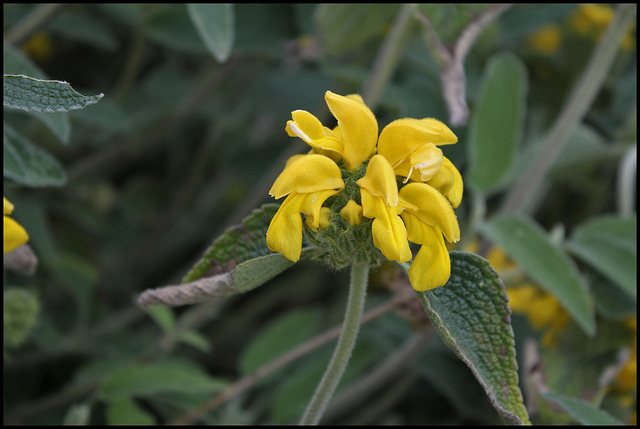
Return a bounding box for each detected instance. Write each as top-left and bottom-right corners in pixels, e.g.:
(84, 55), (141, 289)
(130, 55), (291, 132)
(467, 53), (528, 193)
(98, 359), (227, 401)
(405, 251), (530, 425)
(542, 391), (624, 425)
(315, 4), (399, 55)
(138, 204), (322, 306)
(106, 397), (156, 425)
(566, 215), (636, 299)
(482, 214), (595, 336)
(3, 74), (103, 112)
(4, 123), (66, 187)
(146, 305), (176, 332)
(187, 4), (235, 63)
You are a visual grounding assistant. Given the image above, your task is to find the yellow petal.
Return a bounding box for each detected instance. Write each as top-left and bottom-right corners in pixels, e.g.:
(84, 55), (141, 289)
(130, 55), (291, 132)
(420, 118), (458, 145)
(393, 143), (443, 183)
(425, 157), (463, 208)
(378, 118), (447, 168)
(399, 182), (460, 243)
(325, 91), (378, 170)
(266, 193), (305, 262)
(4, 215), (29, 253)
(365, 194), (412, 262)
(356, 155), (399, 207)
(300, 189), (340, 229)
(286, 110), (343, 154)
(340, 200), (363, 226)
(408, 228), (451, 291)
(4, 197), (15, 215)
(306, 206), (332, 232)
(269, 154), (344, 199)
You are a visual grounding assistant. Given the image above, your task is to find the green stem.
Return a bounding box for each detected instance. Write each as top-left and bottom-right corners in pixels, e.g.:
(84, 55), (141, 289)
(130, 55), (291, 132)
(500, 3), (637, 214)
(299, 263), (369, 425)
(362, 4), (416, 108)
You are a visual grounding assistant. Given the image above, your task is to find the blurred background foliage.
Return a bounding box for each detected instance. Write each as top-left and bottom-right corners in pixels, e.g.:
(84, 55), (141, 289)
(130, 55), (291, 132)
(3, 3), (636, 425)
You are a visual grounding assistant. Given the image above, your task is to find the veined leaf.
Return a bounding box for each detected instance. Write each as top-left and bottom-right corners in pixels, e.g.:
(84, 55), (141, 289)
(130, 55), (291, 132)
(3, 74), (103, 112)
(403, 251), (530, 425)
(482, 214), (595, 336)
(467, 53), (528, 193)
(187, 3), (235, 63)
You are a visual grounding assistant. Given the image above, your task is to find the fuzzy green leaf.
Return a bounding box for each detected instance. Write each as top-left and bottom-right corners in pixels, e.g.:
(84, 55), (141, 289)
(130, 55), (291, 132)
(566, 215), (636, 299)
(3, 74), (103, 112)
(4, 123), (66, 187)
(482, 214), (595, 336)
(404, 251), (530, 425)
(187, 3), (235, 62)
(467, 53), (528, 192)
(542, 391), (624, 425)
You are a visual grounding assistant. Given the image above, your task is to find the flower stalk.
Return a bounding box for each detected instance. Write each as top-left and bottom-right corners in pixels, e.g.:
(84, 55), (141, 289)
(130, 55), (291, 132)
(299, 263), (369, 425)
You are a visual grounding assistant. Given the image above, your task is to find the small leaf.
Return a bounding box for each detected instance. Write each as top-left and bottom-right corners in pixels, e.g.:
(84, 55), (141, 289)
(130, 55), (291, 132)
(467, 53), (528, 193)
(146, 305), (176, 332)
(98, 359), (227, 400)
(4, 123), (66, 187)
(404, 251), (530, 425)
(566, 215), (636, 299)
(3, 74), (103, 112)
(187, 4), (235, 63)
(315, 4), (399, 55)
(482, 214), (595, 336)
(542, 391), (624, 425)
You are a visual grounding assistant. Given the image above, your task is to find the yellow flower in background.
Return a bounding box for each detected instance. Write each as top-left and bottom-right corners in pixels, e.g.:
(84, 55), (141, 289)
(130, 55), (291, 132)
(528, 24), (562, 55)
(484, 245), (570, 346)
(270, 91), (463, 291)
(568, 4), (635, 50)
(4, 197), (29, 253)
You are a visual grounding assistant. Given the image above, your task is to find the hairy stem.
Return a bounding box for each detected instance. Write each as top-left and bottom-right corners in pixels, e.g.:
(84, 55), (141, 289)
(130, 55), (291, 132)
(299, 263), (369, 425)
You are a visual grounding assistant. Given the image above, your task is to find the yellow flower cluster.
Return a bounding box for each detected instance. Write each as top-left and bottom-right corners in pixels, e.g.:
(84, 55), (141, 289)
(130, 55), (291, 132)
(485, 245), (570, 347)
(267, 91), (462, 291)
(4, 197), (29, 253)
(569, 4), (635, 50)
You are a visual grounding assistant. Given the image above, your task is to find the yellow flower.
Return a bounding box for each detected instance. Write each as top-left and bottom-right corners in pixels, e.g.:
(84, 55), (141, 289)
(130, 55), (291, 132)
(568, 4), (635, 50)
(266, 154), (344, 262)
(271, 91), (463, 291)
(528, 24), (562, 55)
(285, 91), (378, 171)
(4, 197), (29, 253)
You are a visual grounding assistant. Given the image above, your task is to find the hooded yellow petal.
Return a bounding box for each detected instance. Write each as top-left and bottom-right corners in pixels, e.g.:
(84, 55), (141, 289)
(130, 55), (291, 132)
(399, 182), (460, 243)
(408, 228), (451, 291)
(420, 118), (458, 145)
(4, 215), (29, 253)
(356, 155), (399, 207)
(325, 91), (378, 170)
(378, 118), (446, 168)
(300, 189), (341, 229)
(393, 143), (443, 183)
(266, 193), (306, 262)
(286, 110), (343, 154)
(425, 157), (463, 208)
(269, 154), (344, 199)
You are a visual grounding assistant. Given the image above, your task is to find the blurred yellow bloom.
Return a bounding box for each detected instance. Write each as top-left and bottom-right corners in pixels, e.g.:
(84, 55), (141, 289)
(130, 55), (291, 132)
(485, 246), (570, 346)
(528, 24), (562, 55)
(568, 4), (635, 50)
(271, 91), (462, 291)
(4, 197), (29, 253)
